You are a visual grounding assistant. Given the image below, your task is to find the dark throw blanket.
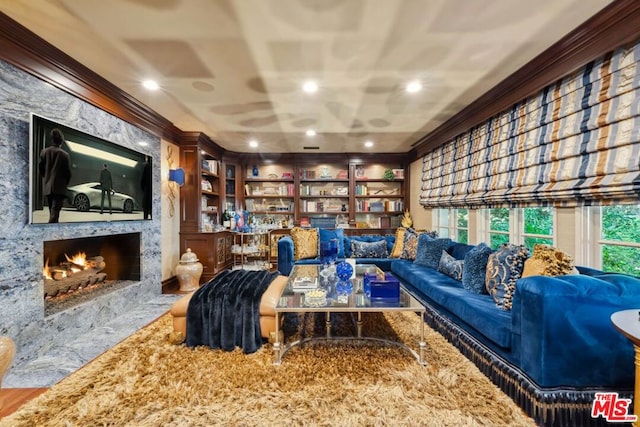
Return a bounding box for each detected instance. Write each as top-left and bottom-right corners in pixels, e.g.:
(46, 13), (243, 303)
(185, 269), (279, 354)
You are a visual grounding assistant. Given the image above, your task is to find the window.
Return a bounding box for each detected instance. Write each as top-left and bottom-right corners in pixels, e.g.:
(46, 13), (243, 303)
(432, 208), (468, 243)
(598, 205), (640, 276)
(483, 207), (555, 251)
(521, 207), (554, 249)
(488, 208), (510, 249)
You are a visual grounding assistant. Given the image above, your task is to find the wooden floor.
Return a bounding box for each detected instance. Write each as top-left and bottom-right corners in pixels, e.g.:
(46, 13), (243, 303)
(0, 388), (48, 418)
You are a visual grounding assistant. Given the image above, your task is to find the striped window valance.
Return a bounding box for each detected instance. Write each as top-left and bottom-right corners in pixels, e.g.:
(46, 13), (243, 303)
(420, 40), (640, 209)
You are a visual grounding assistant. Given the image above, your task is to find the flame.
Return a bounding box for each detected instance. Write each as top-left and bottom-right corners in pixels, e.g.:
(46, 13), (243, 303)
(65, 252), (88, 268)
(43, 259), (52, 280)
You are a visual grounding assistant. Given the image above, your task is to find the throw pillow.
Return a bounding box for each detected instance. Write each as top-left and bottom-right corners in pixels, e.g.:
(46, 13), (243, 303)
(461, 243), (492, 294)
(344, 235), (385, 257)
(437, 251), (464, 281)
(485, 244), (530, 311)
(400, 228), (419, 260)
(389, 227), (407, 258)
(521, 244), (577, 277)
(414, 236), (453, 268)
(318, 228), (345, 258)
(351, 239), (388, 258)
(289, 227), (319, 261)
(447, 243), (476, 261)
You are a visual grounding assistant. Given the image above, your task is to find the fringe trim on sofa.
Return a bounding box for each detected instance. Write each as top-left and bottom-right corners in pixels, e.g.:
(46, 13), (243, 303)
(420, 300), (633, 427)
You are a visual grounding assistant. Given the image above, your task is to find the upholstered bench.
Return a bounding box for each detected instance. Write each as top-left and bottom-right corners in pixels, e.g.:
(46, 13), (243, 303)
(170, 274), (288, 344)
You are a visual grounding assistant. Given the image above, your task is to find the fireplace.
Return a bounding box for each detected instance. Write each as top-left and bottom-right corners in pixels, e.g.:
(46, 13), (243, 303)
(43, 233), (141, 316)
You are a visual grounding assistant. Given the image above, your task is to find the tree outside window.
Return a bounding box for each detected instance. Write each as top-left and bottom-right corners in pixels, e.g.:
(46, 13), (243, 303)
(489, 208), (510, 249)
(522, 207), (554, 250)
(457, 208), (469, 244)
(601, 205), (640, 276)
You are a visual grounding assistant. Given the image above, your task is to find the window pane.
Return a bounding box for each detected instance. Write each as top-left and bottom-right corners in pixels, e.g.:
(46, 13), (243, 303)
(524, 207), (553, 235)
(457, 229), (469, 244)
(457, 208), (468, 228)
(602, 205), (640, 242)
(602, 245), (640, 276)
(438, 209), (450, 227)
(490, 233), (509, 249)
(438, 228), (450, 238)
(490, 208), (509, 232)
(524, 236), (553, 251)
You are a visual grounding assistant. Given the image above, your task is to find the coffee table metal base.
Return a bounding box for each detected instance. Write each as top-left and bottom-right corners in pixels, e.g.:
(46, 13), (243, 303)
(273, 311), (427, 366)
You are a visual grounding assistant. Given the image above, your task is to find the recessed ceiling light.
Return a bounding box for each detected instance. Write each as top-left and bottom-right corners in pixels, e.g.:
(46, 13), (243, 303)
(305, 129), (317, 137)
(405, 80), (422, 93)
(249, 139), (259, 148)
(364, 140), (374, 148)
(302, 80), (318, 93)
(142, 79), (159, 91)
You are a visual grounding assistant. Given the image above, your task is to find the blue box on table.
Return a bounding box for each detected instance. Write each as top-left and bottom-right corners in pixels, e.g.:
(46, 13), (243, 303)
(364, 271), (400, 303)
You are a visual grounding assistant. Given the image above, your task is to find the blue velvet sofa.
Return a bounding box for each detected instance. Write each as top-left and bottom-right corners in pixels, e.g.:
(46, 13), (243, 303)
(278, 231), (640, 426)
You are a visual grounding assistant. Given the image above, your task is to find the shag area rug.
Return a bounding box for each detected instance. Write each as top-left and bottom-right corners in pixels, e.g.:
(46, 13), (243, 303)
(1, 311), (535, 426)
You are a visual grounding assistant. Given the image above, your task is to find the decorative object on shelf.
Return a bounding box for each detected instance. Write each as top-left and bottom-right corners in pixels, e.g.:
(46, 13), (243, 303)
(355, 166), (366, 179)
(320, 165), (331, 179)
(383, 168), (396, 181)
(401, 210), (413, 228)
(176, 248), (203, 292)
(252, 165), (259, 177)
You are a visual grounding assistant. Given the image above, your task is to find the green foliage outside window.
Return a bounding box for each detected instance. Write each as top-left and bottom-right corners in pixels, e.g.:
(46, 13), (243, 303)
(457, 209), (468, 243)
(601, 205), (640, 276)
(489, 208), (509, 232)
(524, 207), (553, 235)
(490, 233), (509, 249)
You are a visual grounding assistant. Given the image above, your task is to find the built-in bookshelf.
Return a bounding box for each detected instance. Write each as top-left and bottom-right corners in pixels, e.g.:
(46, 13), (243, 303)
(243, 163), (295, 229)
(200, 151), (220, 232)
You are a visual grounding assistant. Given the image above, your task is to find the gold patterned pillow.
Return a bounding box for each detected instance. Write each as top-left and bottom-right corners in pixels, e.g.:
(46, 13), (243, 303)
(389, 227), (407, 258)
(290, 227), (319, 261)
(400, 228), (419, 260)
(521, 244), (577, 277)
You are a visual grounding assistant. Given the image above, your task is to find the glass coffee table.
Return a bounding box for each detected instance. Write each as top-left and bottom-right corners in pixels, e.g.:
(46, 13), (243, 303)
(273, 264), (426, 365)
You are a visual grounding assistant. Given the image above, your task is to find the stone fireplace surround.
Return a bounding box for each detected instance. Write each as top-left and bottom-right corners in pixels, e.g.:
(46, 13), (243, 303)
(0, 58), (164, 372)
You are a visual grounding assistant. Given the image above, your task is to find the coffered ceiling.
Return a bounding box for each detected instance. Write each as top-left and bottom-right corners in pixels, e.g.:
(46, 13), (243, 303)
(0, 0), (614, 153)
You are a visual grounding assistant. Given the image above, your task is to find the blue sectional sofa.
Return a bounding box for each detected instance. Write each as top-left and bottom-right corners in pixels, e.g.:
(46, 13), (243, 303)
(277, 230), (640, 427)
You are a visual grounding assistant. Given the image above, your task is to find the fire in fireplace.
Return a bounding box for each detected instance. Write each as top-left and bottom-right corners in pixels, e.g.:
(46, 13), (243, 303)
(43, 233), (141, 316)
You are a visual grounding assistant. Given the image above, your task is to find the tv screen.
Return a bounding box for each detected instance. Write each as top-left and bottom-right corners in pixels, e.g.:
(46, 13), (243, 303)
(29, 114), (152, 224)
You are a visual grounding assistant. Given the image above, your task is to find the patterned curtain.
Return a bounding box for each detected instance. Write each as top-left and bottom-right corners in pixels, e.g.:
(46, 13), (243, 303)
(420, 40), (640, 208)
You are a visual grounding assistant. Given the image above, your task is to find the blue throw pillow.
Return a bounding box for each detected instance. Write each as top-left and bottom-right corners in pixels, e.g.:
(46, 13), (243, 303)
(461, 243), (492, 294)
(485, 244), (530, 310)
(414, 235), (453, 268)
(318, 228), (344, 258)
(437, 251), (464, 281)
(351, 239), (388, 258)
(344, 235), (384, 257)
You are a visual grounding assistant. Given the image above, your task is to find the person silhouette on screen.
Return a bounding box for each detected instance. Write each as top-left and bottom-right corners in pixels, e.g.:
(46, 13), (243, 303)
(100, 163), (113, 214)
(39, 128), (71, 223)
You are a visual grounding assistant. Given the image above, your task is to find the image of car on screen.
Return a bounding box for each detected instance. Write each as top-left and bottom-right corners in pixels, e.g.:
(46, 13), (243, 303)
(66, 182), (138, 213)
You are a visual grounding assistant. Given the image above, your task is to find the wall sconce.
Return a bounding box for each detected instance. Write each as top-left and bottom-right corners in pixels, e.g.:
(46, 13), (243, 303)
(168, 168), (185, 186)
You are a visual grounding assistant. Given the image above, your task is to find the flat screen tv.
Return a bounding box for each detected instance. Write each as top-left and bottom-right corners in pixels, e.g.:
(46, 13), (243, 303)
(29, 113), (152, 224)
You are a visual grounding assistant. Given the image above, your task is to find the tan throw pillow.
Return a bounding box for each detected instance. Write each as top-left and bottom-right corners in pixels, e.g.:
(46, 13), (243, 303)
(290, 227), (319, 261)
(521, 244), (576, 277)
(389, 227), (407, 258)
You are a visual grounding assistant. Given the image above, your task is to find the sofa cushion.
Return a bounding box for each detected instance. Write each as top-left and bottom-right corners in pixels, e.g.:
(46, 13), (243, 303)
(414, 235), (453, 268)
(344, 235), (389, 257)
(391, 260), (512, 348)
(437, 251), (464, 281)
(290, 227), (319, 261)
(486, 244), (530, 310)
(461, 243), (492, 294)
(521, 244), (577, 277)
(447, 243), (476, 261)
(318, 228), (345, 258)
(389, 227), (407, 258)
(352, 239), (388, 258)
